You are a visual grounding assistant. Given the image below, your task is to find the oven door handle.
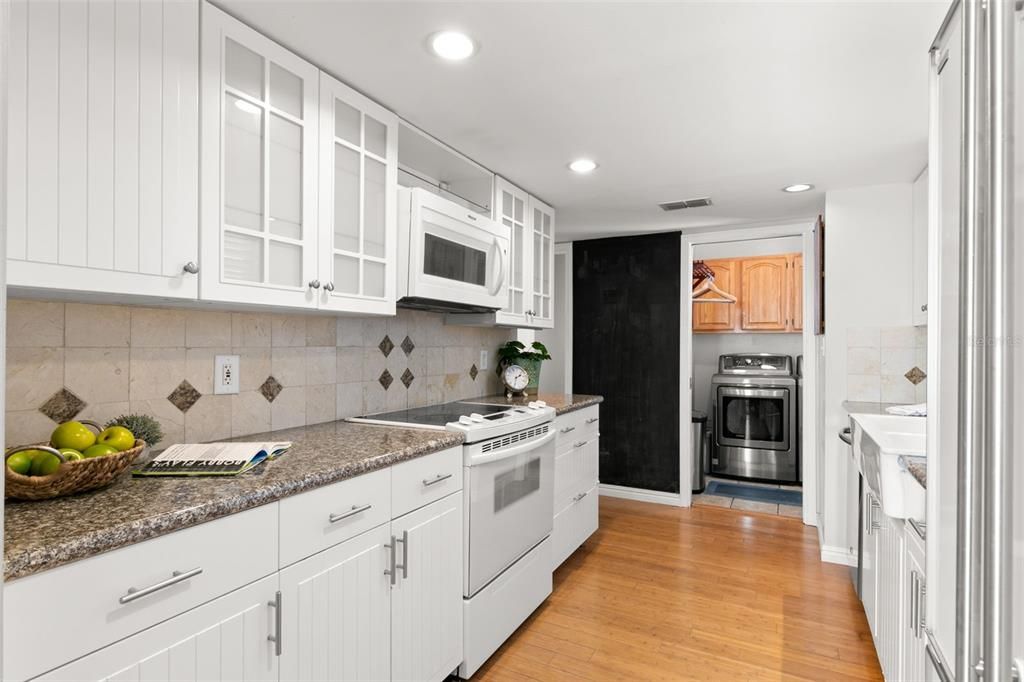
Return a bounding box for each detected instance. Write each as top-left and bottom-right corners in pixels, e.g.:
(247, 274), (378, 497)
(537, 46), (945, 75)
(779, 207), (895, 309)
(717, 386), (789, 399)
(467, 428), (556, 465)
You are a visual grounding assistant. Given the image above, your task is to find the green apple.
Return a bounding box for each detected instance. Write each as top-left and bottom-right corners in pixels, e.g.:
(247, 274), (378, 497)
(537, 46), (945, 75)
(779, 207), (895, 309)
(96, 426), (135, 452)
(5, 450), (35, 475)
(58, 448), (84, 461)
(30, 452), (63, 476)
(82, 443), (118, 458)
(50, 421), (96, 451)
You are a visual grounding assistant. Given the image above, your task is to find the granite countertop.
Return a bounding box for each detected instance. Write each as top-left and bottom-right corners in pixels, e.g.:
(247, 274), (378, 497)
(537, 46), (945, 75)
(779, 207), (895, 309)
(4, 421), (463, 581)
(470, 393), (603, 415)
(903, 455), (926, 489)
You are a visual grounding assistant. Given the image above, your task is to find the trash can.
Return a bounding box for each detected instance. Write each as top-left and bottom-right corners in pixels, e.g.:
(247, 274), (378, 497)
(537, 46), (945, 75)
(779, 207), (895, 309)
(691, 410), (708, 493)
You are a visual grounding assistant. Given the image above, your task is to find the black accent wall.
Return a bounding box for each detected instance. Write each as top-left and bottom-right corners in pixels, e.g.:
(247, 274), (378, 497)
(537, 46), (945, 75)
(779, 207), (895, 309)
(572, 232), (681, 494)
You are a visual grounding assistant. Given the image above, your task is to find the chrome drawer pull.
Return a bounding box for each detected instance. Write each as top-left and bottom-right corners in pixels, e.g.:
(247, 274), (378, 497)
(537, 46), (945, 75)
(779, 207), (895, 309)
(573, 491), (587, 503)
(119, 567), (203, 604)
(384, 535), (397, 585)
(586, 417), (599, 424)
(574, 441), (587, 448)
(267, 590), (282, 656)
(396, 529), (409, 579)
(329, 504), (372, 523)
(560, 426), (576, 434)
(422, 473), (453, 487)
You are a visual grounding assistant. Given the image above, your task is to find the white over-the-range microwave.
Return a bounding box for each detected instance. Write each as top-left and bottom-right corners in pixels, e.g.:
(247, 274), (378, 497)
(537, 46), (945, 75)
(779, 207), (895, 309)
(397, 187), (511, 313)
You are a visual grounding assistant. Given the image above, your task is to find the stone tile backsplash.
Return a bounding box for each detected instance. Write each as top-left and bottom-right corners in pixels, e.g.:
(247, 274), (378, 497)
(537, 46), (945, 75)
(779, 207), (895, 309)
(847, 325), (927, 404)
(6, 301), (511, 450)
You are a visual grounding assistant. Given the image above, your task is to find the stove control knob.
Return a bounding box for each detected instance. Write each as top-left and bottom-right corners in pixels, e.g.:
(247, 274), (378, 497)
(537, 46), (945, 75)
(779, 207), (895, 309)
(535, 400), (547, 408)
(470, 413), (485, 422)
(459, 416), (474, 426)
(527, 401), (539, 409)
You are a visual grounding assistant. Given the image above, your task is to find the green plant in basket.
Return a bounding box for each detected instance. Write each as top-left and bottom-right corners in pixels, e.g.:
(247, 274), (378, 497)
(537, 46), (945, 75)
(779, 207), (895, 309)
(496, 341), (552, 395)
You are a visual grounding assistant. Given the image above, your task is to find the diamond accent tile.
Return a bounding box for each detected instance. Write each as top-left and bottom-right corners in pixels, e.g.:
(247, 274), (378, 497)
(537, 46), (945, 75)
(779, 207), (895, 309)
(39, 388), (86, 423)
(401, 335), (415, 356)
(400, 368), (415, 389)
(905, 366), (927, 385)
(260, 376), (284, 402)
(378, 335), (394, 357)
(469, 364), (479, 381)
(379, 369), (394, 390)
(167, 380), (202, 413)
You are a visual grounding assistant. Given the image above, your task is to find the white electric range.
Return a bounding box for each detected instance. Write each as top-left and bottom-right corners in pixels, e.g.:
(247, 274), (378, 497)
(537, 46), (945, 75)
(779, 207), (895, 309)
(350, 399), (557, 678)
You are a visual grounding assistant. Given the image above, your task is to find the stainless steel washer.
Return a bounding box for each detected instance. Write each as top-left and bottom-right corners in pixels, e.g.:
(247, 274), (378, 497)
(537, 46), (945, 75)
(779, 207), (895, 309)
(710, 353), (798, 483)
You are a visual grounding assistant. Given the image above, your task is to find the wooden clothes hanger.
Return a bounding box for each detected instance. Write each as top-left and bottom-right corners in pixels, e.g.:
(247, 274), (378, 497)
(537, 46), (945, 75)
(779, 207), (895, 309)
(691, 260), (737, 304)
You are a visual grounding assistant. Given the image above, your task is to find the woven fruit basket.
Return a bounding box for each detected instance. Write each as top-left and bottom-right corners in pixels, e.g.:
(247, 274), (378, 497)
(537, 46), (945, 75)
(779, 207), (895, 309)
(5, 426), (146, 501)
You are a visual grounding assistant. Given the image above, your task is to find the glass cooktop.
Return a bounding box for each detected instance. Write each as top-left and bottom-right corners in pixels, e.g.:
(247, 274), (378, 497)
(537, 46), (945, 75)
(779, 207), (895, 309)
(360, 401), (510, 428)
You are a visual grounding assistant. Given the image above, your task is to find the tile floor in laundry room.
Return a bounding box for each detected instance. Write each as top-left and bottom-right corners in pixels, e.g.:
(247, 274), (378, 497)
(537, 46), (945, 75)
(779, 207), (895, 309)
(692, 476), (804, 517)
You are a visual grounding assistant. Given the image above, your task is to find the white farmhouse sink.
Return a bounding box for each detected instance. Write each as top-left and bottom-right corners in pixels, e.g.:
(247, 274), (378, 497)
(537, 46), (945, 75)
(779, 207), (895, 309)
(849, 413), (926, 519)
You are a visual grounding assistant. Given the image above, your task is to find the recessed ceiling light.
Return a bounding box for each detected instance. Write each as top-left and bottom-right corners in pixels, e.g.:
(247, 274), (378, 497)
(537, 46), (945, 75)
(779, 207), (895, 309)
(782, 183), (814, 193)
(430, 31), (476, 61)
(569, 159), (598, 174)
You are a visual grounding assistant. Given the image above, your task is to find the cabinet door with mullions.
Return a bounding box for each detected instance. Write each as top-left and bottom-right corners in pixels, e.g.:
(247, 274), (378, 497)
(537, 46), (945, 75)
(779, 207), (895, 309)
(494, 176), (531, 325)
(201, 3), (319, 308)
(317, 72), (398, 315)
(530, 197), (555, 328)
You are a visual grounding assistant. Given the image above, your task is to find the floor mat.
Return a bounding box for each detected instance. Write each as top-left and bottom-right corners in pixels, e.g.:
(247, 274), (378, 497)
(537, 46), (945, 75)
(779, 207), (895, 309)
(705, 480), (803, 507)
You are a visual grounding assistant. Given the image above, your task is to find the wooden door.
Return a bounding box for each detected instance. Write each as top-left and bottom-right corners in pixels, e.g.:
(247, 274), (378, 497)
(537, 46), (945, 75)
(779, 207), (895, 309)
(279, 524), (391, 681)
(790, 254), (804, 331)
(693, 259), (739, 332)
(7, 0), (199, 300)
(391, 493), (463, 682)
(200, 4), (320, 309)
(740, 256), (789, 331)
(38, 576), (278, 681)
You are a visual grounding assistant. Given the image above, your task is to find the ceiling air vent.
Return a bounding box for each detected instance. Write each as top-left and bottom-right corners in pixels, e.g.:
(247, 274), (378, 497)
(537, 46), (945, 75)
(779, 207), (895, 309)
(658, 197), (713, 211)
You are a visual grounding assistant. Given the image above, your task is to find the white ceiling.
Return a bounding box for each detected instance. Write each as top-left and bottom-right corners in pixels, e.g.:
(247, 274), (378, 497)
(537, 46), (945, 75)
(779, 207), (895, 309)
(217, 0), (948, 241)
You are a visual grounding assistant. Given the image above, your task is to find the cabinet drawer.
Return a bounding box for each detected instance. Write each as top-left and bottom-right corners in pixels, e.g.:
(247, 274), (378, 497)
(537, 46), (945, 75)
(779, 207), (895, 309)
(279, 467), (391, 567)
(554, 439), (599, 515)
(555, 406), (599, 454)
(551, 485), (599, 570)
(392, 446), (463, 518)
(4, 504), (277, 682)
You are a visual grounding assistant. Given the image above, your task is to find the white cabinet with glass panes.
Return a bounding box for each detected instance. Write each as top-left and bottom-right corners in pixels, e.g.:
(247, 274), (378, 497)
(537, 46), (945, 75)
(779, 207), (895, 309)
(494, 176), (531, 325)
(200, 4), (320, 309)
(529, 196), (555, 327)
(317, 72), (398, 315)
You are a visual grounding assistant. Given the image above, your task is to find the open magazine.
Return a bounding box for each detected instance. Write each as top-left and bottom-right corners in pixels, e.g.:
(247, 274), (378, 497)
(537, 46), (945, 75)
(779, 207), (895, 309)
(133, 442), (292, 477)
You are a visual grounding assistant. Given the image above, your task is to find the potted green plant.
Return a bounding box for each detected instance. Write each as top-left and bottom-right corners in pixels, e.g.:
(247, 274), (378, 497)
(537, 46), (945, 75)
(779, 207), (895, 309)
(496, 341), (552, 395)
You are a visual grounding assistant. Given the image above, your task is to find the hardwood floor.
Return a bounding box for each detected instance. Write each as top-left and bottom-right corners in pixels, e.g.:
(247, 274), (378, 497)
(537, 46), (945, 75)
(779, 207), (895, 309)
(474, 497), (881, 681)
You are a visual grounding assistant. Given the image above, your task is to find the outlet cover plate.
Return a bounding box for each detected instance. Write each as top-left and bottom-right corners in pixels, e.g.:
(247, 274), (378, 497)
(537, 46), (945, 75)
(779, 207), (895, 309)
(214, 355), (240, 395)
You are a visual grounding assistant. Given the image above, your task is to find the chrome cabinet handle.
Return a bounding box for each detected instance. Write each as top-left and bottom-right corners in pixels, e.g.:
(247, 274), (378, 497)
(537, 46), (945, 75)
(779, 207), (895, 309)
(870, 498), (882, 531)
(422, 473), (452, 487)
(329, 504), (372, 524)
(308, 279), (321, 289)
(182, 261), (199, 274)
(560, 426), (576, 434)
(909, 517), (926, 541)
(585, 417), (599, 424)
(119, 567), (203, 604)
(917, 573), (927, 637)
(267, 590), (282, 656)
(323, 282), (335, 292)
(385, 535), (397, 586)
(910, 571), (919, 634)
(574, 441), (587, 448)
(921, 304), (928, 312)
(838, 427), (853, 445)
(395, 529), (409, 580)
(573, 491), (587, 503)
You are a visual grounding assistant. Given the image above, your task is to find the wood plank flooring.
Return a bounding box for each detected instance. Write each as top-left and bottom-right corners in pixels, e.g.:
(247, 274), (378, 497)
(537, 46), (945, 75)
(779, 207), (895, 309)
(474, 497), (881, 681)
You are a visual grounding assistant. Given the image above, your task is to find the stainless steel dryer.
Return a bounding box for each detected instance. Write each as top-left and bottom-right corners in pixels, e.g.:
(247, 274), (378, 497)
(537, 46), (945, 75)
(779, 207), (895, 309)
(710, 353), (798, 483)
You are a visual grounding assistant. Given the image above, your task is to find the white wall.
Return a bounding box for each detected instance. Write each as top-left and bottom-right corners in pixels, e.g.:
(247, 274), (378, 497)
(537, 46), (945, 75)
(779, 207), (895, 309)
(692, 333), (803, 416)
(821, 183), (914, 562)
(694, 235), (803, 260)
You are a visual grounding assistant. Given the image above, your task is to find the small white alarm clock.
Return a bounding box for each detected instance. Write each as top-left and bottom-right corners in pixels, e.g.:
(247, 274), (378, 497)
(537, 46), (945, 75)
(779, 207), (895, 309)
(501, 364), (530, 398)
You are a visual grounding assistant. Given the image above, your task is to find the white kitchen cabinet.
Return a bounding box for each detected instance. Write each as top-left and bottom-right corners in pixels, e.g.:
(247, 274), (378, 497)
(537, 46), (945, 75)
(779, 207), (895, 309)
(6, 0), (200, 300)
(876, 513), (905, 680)
(279, 524), (392, 682)
(551, 407), (600, 569)
(391, 492), (464, 682)
(200, 3), (321, 309)
(38, 574), (280, 682)
(903, 520), (928, 682)
(912, 167), (929, 326)
(861, 488), (880, 636)
(529, 197), (556, 327)
(317, 72), (398, 315)
(494, 176), (532, 326)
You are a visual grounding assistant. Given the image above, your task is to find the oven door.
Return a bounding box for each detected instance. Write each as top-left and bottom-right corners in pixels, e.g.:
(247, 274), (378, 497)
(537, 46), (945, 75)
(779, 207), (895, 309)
(405, 190), (510, 311)
(716, 386), (791, 451)
(464, 427), (555, 597)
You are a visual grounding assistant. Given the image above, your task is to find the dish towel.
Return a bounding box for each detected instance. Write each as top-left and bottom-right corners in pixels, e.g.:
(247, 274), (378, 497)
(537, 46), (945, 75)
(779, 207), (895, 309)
(886, 402), (927, 417)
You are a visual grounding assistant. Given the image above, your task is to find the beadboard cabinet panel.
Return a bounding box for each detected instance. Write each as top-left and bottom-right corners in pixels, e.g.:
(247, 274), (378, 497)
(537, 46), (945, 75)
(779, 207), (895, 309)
(7, 0), (200, 299)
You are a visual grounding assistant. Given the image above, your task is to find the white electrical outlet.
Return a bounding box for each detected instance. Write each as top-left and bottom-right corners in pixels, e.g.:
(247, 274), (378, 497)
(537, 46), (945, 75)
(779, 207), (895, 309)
(479, 350), (489, 371)
(214, 355), (240, 395)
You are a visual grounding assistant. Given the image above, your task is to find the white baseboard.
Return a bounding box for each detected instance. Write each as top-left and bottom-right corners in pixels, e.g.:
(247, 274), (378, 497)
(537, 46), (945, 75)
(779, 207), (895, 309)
(820, 544), (857, 567)
(598, 484), (684, 507)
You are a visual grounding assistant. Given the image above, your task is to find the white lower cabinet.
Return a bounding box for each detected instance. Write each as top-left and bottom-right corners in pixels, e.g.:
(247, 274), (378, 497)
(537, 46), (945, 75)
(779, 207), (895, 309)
(903, 521), (928, 682)
(38, 575), (280, 682)
(551, 407), (600, 570)
(390, 493), (464, 682)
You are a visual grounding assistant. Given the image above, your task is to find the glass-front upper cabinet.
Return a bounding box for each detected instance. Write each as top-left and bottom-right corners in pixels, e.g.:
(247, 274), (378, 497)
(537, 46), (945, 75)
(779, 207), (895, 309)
(200, 4), (320, 308)
(317, 72), (398, 315)
(493, 176), (531, 326)
(529, 197), (555, 327)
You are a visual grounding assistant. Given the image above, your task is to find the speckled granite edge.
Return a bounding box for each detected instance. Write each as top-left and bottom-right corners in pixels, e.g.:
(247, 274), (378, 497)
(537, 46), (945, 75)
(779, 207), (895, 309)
(904, 455), (926, 489)
(551, 394), (603, 415)
(472, 393), (603, 416)
(5, 426), (463, 581)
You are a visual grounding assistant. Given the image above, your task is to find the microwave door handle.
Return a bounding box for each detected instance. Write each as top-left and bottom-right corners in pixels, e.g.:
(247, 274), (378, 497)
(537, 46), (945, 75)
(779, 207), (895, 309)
(489, 237), (507, 296)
